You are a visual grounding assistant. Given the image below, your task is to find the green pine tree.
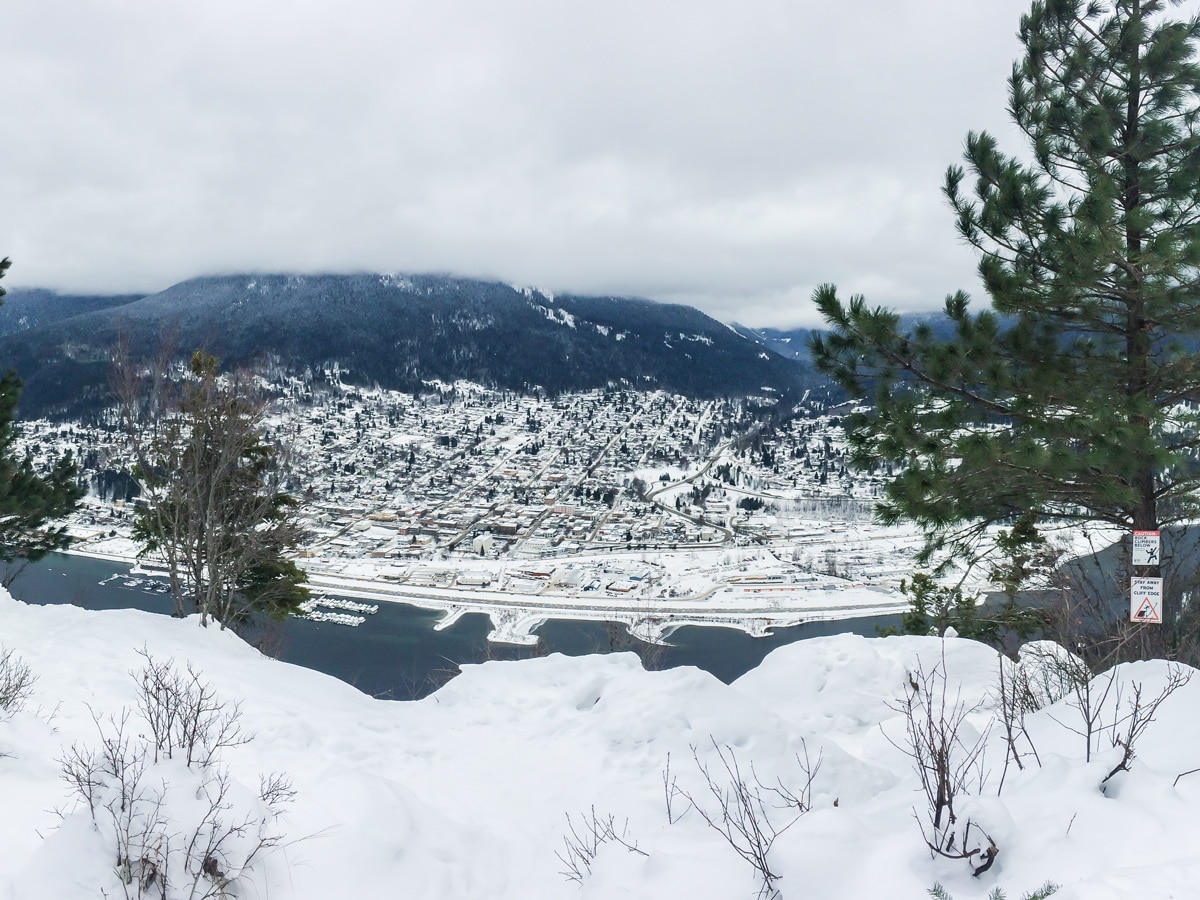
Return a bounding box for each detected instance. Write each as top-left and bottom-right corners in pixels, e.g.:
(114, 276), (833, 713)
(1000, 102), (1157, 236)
(0, 257), (83, 575)
(810, 0), (1200, 655)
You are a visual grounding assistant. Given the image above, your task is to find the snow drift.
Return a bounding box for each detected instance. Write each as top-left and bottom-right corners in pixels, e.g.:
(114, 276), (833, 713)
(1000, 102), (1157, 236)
(1, 587), (1199, 899)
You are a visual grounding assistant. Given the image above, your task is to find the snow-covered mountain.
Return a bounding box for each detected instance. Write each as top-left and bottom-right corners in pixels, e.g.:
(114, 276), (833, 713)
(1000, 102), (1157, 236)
(2, 588), (1199, 898)
(1, 275), (822, 418)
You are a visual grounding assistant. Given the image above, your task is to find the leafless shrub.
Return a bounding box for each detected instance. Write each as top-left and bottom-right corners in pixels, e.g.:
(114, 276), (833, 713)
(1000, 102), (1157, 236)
(555, 806), (647, 885)
(1012, 642), (1083, 710)
(178, 766), (294, 899)
(1002, 640), (1192, 789)
(754, 738), (822, 816)
(59, 708), (164, 898)
(1098, 665), (1192, 785)
(58, 661), (292, 899)
(666, 737), (820, 899)
(62, 744), (293, 900)
(1011, 637), (1193, 783)
(60, 742), (105, 818)
(134, 648), (248, 768)
(59, 708), (140, 820)
(662, 751), (687, 825)
(888, 653), (995, 875)
(995, 658), (1042, 791)
(258, 772), (296, 808)
(0, 646), (36, 716)
(1041, 659), (1115, 764)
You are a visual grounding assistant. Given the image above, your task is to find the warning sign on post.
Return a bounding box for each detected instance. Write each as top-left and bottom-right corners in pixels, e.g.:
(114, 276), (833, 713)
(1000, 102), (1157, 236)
(1132, 530), (1161, 567)
(1131, 576), (1163, 624)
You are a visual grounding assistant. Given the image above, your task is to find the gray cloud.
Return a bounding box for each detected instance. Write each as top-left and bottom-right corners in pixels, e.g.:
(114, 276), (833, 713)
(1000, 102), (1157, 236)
(3, 0), (1051, 327)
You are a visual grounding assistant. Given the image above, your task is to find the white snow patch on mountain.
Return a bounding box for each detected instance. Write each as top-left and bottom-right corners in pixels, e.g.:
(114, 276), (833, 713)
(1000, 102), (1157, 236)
(536, 304), (576, 328)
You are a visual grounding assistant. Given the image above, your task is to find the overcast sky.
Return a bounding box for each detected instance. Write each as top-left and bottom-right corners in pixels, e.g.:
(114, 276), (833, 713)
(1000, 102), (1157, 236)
(3, 0), (1044, 328)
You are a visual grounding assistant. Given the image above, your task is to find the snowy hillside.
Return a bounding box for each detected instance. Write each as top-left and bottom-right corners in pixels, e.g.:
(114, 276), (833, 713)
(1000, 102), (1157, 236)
(0, 274), (815, 418)
(2, 589), (1199, 899)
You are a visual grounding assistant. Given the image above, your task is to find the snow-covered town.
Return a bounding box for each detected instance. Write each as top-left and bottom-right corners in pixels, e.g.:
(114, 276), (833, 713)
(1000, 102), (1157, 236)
(15, 380), (928, 642)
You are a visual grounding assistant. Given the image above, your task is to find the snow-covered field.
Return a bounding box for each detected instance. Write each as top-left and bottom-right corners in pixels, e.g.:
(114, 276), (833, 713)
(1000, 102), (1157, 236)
(2, 588), (1199, 899)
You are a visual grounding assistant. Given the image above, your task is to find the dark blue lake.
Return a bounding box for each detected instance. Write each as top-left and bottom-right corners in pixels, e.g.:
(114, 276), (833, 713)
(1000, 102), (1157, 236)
(5, 553), (900, 699)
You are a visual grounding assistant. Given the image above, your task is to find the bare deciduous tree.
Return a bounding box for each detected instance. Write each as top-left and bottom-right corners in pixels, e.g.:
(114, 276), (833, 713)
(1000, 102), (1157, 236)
(115, 345), (308, 626)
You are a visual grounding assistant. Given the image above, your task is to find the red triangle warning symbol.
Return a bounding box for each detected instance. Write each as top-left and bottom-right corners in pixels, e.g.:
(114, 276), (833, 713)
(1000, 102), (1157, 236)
(1134, 597), (1161, 622)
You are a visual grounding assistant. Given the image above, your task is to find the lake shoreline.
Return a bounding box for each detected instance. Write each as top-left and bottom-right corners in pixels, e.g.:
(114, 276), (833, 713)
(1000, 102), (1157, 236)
(58, 542), (908, 646)
(8, 551), (902, 699)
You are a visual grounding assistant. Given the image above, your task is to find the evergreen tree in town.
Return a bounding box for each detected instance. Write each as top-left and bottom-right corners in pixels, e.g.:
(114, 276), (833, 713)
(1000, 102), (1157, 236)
(0, 257), (83, 574)
(810, 0), (1200, 655)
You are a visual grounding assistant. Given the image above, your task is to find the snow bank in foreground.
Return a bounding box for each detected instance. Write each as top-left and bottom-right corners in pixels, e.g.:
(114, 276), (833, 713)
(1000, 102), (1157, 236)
(1, 589), (1199, 899)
